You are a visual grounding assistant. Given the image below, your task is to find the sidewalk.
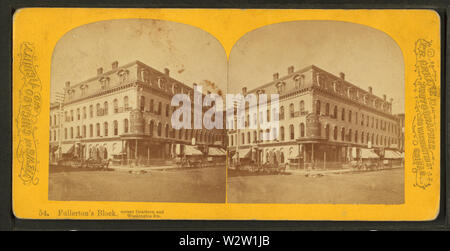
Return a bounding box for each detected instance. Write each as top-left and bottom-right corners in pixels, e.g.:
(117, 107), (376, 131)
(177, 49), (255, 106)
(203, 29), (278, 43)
(286, 165), (404, 176)
(110, 164), (179, 172)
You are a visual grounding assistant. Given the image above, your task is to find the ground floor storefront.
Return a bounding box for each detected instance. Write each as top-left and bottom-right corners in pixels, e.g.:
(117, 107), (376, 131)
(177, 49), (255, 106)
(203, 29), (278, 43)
(228, 140), (403, 170)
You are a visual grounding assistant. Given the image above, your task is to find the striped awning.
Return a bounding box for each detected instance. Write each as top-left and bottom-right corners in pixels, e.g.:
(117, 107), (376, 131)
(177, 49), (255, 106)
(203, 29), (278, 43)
(185, 145), (203, 156)
(208, 147), (226, 156)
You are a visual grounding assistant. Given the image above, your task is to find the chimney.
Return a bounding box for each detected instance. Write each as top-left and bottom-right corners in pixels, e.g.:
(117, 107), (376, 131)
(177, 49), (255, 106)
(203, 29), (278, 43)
(97, 67), (103, 75)
(288, 66), (294, 74)
(368, 86), (373, 94)
(164, 68), (170, 76)
(383, 94), (387, 101)
(339, 72), (345, 80)
(273, 73), (279, 80)
(65, 81), (71, 88)
(112, 61), (119, 70)
(242, 87), (247, 95)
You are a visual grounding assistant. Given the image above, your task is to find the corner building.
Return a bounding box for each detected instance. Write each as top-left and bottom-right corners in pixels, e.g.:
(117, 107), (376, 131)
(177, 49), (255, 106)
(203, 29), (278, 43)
(53, 60), (226, 165)
(228, 65), (402, 169)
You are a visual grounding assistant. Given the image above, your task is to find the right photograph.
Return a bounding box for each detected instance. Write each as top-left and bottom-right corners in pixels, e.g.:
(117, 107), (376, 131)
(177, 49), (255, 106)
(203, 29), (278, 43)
(226, 21), (405, 204)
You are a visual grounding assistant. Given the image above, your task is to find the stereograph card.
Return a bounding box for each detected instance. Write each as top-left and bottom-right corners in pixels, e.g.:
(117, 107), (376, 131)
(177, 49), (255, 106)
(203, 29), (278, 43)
(12, 8), (441, 221)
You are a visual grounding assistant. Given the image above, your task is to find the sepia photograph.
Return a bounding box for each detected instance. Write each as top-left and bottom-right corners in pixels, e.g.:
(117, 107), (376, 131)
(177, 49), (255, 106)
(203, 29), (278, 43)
(226, 21), (405, 204)
(48, 19), (228, 203)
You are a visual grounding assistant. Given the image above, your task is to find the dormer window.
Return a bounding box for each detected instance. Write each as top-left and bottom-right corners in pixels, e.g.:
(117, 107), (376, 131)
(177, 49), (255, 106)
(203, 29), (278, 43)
(100, 77), (110, 90)
(118, 69), (129, 83)
(157, 78), (166, 89)
(276, 82), (286, 93)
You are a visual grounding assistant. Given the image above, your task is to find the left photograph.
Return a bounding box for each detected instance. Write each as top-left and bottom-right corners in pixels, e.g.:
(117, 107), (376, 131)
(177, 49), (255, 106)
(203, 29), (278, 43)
(48, 19), (228, 203)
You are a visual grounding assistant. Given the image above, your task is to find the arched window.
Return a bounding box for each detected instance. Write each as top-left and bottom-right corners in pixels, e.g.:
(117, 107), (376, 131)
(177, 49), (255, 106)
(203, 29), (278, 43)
(113, 121), (118, 135)
(247, 132), (251, 144)
(325, 103), (330, 116)
(253, 131), (257, 143)
(325, 124), (330, 139)
(95, 123), (100, 137)
(89, 124), (93, 137)
(124, 119), (129, 133)
(140, 96), (145, 111)
(124, 96), (129, 110)
(334, 126), (338, 140)
(70, 127), (73, 139)
(280, 126), (285, 141)
(361, 131), (364, 143)
(333, 106), (338, 119)
(76, 126), (80, 137)
(157, 123), (162, 137)
(104, 122), (108, 136)
(149, 121), (154, 136)
(348, 110), (352, 123)
(289, 103), (295, 118)
(83, 107), (86, 119)
(299, 101), (305, 114)
(113, 99), (118, 113)
(290, 124), (295, 140)
(341, 127), (345, 141)
(165, 124), (169, 138)
(104, 101), (108, 115)
(280, 106), (285, 120)
(150, 99), (154, 113)
(89, 105), (93, 118)
(77, 108), (80, 120)
(348, 129), (352, 142)
(355, 130), (358, 143)
(96, 103), (101, 116)
(166, 104), (170, 117)
(300, 123), (305, 137)
(341, 108), (345, 121)
(82, 125), (86, 138)
(316, 100), (321, 115)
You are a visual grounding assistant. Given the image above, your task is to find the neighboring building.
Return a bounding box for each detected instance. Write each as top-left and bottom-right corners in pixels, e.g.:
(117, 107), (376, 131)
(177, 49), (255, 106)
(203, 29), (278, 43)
(51, 60), (226, 165)
(49, 102), (62, 163)
(227, 65), (402, 169)
(396, 113), (405, 152)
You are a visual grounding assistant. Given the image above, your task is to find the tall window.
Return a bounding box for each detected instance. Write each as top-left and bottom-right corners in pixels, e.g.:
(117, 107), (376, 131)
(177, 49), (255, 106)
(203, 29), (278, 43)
(96, 123), (100, 137)
(77, 108), (80, 120)
(96, 103), (101, 116)
(70, 110), (74, 121)
(82, 125), (86, 138)
(166, 104), (170, 117)
(334, 126), (338, 140)
(150, 99), (154, 113)
(247, 132), (251, 144)
(325, 103), (330, 116)
(300, 123), (305, 137)
(64, 128), (67, 139)
(333, 106), (338, 119)
(113, 121), (118, 135)
(280, 126), (285, 141)
(89, 105), (93, 118)
(341, 108), (345, 121)
(89, 125), (93, 137)
(165, 124), (169, 138)
(158, 102), (162, 115)
(280, 106), (285, 120)
(289, 103), (295, 118)
(341, 127), (345, 141)
(124, 119), (129, 133)
(76, 126), (80, 137)
(70, 127), (73, 139)
(290, 124), (294, 140)
(140, 96), (145, 111)
(316, 100), (321, 115)
(299, 101), (305, 114)
(104, 101), (108, 115)
(157, 123), (162, 137)
(149, 121), (154, 136)
(104, 122), (108, 137)
(348, 110), (352, 123)
(113, 99), (118, 113)
(124, 96), (129, 110)
(325, 125), (330, 139)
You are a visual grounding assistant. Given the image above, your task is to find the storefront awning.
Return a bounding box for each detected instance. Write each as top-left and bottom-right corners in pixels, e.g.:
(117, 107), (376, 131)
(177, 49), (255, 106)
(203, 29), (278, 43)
(360, 148), (379, 159)
(385, 150), (403, 159)
(208, 147), (226, 156)
(61, 144), (74, 154)
(232, 148), (252, 159)
(185, 145), (203, 156)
